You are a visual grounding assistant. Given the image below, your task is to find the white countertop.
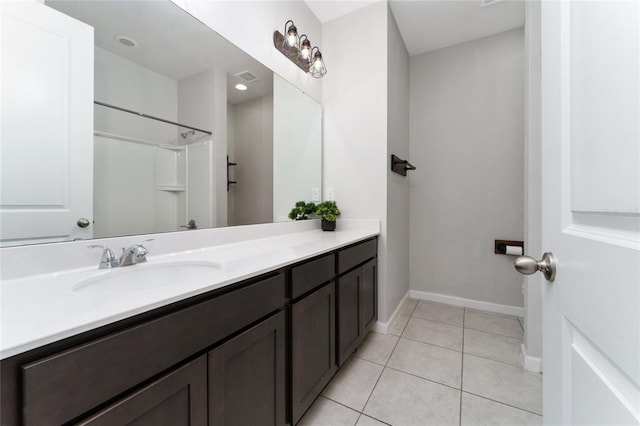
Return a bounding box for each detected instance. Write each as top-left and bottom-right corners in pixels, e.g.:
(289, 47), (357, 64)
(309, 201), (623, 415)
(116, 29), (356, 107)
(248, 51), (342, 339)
(0, 222), (379, 359)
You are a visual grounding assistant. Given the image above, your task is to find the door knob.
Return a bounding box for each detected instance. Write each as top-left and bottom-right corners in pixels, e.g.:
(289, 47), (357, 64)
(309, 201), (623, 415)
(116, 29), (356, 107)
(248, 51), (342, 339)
(514, 252), (556, 282)
(77, 218), (91, 228)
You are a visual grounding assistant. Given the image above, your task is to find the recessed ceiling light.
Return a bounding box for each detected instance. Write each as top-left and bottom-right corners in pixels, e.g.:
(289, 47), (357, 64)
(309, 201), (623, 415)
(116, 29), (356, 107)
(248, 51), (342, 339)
(115, 35), (138, 48)
(235, 84), (248, 91)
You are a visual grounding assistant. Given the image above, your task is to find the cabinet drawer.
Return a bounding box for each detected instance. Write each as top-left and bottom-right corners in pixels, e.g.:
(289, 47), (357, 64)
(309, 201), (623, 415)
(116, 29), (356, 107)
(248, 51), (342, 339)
(291, 253), (335, 299)
(22, 273), (285, 426)
(337, 238), (377, 275)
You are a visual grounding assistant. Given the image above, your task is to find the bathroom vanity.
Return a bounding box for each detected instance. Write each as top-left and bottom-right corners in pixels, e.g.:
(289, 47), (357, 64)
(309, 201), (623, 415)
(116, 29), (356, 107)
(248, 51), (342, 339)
(0, 226), (378, 425)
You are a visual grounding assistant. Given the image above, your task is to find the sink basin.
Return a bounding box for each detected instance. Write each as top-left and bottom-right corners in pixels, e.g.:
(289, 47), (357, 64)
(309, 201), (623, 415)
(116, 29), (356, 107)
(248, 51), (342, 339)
(72, 261), (223, 294)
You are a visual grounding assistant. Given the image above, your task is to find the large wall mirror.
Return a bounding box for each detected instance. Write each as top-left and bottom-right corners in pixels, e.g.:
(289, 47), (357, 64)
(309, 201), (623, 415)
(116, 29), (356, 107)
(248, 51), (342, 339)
(0, 0), (321, 247)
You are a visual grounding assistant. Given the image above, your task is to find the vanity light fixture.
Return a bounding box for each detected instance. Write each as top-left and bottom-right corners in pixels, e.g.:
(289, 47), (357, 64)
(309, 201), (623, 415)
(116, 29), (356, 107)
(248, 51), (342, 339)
(284, 20), (299, 48)
(310, 47), (327, 78)
(299, 35), (312, 62)
(273, 21), (327, 78)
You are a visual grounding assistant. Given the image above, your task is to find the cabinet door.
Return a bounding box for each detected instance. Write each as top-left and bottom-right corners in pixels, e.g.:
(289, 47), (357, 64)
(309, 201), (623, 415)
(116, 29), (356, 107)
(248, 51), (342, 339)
(337, 268), (361, 366)
(291, 282), (336, 425)
(209, 311), (286, 426)
(361, 259), (378, 334)
(77, 356), (207, 426)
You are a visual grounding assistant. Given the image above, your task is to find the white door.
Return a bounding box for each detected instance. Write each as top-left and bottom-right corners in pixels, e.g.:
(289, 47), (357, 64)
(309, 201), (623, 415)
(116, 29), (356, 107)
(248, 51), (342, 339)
(540, 1), (640, 424)
(0, 1), (93, 246)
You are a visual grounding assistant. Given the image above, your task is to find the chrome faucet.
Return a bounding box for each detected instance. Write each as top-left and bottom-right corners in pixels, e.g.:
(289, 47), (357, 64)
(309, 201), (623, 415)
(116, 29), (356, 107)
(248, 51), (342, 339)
(88, 245), (119, 269)
(119, 239), (154, 266)
(88, 239), (153, 269)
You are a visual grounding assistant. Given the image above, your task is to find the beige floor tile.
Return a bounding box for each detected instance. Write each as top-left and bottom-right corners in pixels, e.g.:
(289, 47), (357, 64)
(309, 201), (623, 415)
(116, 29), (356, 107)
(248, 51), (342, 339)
(355, 332), (399, 365)
(461, 393), (542, 426)
(412, 301), (464, 327)
(388, 314), (410, 336)
(402, 317), (463, 351)
(463, 354), (542, 414)
(298, 396), (360, 426)
(464, 310), (524, 339)
(363, 368), (460, 426)
(355, 414), (389, 426)
(387, 337), (462, 388)
(322, 357), (384, 411)
(464, 328), (523, 366)
(398, 298), (418, 317)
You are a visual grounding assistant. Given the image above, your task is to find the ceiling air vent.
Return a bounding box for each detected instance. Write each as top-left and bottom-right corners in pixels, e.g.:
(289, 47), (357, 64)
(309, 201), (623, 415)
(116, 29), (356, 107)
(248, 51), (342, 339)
(480, 0), (505, 7)
(235, 70), (259, 83)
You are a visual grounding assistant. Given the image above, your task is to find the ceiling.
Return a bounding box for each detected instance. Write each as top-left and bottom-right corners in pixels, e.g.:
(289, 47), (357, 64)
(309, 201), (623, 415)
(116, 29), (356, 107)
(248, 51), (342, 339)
(46, 0), (272, 104)
(305, 0), (524, 57)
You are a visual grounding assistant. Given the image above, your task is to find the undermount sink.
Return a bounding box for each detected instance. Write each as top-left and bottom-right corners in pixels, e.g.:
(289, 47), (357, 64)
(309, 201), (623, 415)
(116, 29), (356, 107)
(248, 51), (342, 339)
(72, 261), (223, 294)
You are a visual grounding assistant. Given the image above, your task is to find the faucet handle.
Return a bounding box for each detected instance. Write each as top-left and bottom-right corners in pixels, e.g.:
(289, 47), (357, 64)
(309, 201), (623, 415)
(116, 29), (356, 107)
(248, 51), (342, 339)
(88, 245), (118, 269)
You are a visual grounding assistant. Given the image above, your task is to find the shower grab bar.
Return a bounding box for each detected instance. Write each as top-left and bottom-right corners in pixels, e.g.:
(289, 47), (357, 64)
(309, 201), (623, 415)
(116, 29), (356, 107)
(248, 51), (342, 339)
(94, 101), (212, 135)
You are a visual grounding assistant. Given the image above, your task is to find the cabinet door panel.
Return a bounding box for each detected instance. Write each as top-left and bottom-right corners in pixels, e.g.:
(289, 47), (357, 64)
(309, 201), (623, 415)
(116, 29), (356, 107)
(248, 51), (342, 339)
(361, 259), (377, 334)
(209, 311), (286, 426)
(291, 282), (336, 425)
(77, 356), (207, 426)
(337, 269), (360, 366)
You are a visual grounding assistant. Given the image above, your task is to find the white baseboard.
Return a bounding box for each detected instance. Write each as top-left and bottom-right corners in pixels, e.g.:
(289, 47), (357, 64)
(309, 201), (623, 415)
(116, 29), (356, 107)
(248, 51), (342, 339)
(521, 343), (543, 373)
(409, 290), (524, 318)
(372, 290), (410, 335)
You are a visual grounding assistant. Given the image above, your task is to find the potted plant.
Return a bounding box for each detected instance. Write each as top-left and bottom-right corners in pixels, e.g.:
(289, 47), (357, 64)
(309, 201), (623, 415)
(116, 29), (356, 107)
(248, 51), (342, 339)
(288, 201), (317, 221)
(315, 201), (341, 231)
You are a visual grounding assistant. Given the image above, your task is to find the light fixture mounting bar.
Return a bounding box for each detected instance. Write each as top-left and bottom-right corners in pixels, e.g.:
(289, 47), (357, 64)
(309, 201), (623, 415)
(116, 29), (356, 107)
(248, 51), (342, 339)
(273, 31), (311, 73)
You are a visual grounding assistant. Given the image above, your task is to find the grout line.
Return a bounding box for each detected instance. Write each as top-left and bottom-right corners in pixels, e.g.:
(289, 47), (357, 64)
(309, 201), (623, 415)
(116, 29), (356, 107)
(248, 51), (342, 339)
(464, 352), (535, 371)
(459, 309), (465, 426)
(357, 330), (405, 422)
(462, 391), (543, 417)
(383, 365), (462, 392)
(463, 324), (524, 340)
(318, 395), (361, 416)
(398, 334), (462, 353)
(410, 314), (465, 329)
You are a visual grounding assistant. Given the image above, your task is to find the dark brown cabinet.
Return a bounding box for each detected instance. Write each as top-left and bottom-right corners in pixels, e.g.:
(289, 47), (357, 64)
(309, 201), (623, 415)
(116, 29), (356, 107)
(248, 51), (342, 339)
(1, 237), (377, 426)
(291, 282), (336, 425)
(337, 243), (378, 366)
(78, 356), (208, 426)
(209, 311), (286, 426)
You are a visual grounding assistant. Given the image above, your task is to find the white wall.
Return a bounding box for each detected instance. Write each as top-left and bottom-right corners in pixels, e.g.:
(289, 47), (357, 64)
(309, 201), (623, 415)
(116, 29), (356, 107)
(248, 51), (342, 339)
(175, 0), (322, 102)
(409, 28), (525, 308)
(323, 2), (392, 320)
(273, 75), (322, 222)
(386, 7), (411, 318)
(228, 95), (274, 226)
(94, 47), (177, 143)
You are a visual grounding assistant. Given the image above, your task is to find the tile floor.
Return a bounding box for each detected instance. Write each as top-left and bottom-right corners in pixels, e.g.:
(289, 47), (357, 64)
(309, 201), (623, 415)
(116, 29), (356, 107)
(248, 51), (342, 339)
(298, 299), (542, 426)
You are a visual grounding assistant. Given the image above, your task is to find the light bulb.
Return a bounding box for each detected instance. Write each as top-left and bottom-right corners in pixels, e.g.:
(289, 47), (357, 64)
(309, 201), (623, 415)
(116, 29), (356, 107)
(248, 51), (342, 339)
(287, 33), (297, 46)
(301, 48), (310, 59)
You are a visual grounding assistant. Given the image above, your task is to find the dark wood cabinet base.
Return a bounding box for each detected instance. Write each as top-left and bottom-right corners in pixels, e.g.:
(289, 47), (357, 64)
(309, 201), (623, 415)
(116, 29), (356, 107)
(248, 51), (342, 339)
(1, 237), (377, 426)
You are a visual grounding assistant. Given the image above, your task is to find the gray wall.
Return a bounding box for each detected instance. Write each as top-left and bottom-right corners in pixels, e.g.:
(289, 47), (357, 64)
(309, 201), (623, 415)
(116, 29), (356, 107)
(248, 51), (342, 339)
(227, 95), (273, 226)
(409, 28), (525, 307)
(386, 6), (411, 316)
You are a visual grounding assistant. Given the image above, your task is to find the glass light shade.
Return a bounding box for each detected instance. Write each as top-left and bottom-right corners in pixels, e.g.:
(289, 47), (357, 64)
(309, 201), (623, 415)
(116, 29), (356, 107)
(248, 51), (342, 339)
(285, 22), (298, 48)
(309, 49), (327, 78)
(300, 37), (312, 61)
